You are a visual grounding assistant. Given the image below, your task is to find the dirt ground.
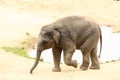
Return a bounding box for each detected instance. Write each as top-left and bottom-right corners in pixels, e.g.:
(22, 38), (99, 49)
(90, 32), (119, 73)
(0, 0), (120, 80)
(0, 0), (120, 47)
(0, 50), (120, 80)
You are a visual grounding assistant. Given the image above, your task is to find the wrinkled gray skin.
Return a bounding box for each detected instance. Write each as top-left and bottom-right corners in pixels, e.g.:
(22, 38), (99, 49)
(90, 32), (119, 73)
(30, 16), (102, 73)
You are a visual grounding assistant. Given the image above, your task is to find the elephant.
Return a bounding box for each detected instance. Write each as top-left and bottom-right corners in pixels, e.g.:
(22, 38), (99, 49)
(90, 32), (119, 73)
(30, 16), (102, 73)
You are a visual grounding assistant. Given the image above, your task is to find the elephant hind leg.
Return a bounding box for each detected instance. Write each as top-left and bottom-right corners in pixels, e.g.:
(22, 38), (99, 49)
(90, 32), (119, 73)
(80, 35), (97, 70)
(90, 45), (100, 69)
(80, 50), (90, 70)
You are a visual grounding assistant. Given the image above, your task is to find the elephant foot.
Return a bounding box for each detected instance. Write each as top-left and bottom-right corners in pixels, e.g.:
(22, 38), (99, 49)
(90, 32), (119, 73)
(52, 67), (61, 72)
(72, 60), (78, 68)
(65, 60), (78, 68)
(90, 65), (100, 70)
(80, 66), (88, 70)
(80, 64), (89, 70)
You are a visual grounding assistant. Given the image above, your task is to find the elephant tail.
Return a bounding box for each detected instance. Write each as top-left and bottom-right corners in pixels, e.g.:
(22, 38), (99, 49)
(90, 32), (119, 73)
(98, 27), (102, 58)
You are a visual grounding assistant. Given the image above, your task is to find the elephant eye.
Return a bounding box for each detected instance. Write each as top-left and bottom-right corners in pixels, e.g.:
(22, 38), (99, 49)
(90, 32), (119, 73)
(45, 32), (52, 37)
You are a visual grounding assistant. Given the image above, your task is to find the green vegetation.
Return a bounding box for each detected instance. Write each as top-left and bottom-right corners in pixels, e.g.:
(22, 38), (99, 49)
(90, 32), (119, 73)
(1, 47), (28, 57)
(1, 46), (44, 61)
(25, 32), (30, 36)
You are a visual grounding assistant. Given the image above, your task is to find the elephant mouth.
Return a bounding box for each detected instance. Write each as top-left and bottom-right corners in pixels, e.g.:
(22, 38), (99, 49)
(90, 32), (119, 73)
(43, 41), (54, 49)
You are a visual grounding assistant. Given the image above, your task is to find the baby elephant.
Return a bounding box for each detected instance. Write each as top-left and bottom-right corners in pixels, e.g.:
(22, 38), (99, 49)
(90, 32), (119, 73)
(30, 16), (102, 73)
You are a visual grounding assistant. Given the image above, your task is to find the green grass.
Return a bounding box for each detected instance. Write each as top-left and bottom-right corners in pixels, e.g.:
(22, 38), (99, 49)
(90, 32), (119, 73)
(1, 47), (28, 57)
(25, 32), (30, 36)
(1, 47), (44, 62)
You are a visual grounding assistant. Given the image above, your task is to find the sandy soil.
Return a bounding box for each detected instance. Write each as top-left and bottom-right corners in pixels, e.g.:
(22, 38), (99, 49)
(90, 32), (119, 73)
(0, 50), (120, 80)
(0, 0), (120, 46)
(0, 0), (120, 80)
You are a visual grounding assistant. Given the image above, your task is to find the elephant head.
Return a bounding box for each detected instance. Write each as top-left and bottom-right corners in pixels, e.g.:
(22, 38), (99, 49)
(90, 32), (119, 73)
(30, 25), (61, 74)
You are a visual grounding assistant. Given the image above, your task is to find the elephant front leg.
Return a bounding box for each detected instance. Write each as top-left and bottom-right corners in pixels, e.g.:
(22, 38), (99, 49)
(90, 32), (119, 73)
(52, 47), (62, 72)
(63, 46), (77, 68)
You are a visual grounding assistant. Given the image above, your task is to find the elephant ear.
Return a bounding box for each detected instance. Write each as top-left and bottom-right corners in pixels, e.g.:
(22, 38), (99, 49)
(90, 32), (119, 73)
(53, 29), (61, 44)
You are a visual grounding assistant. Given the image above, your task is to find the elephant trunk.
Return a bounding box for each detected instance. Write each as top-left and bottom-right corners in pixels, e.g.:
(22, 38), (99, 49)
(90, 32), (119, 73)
(30, 47), (42, 74)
